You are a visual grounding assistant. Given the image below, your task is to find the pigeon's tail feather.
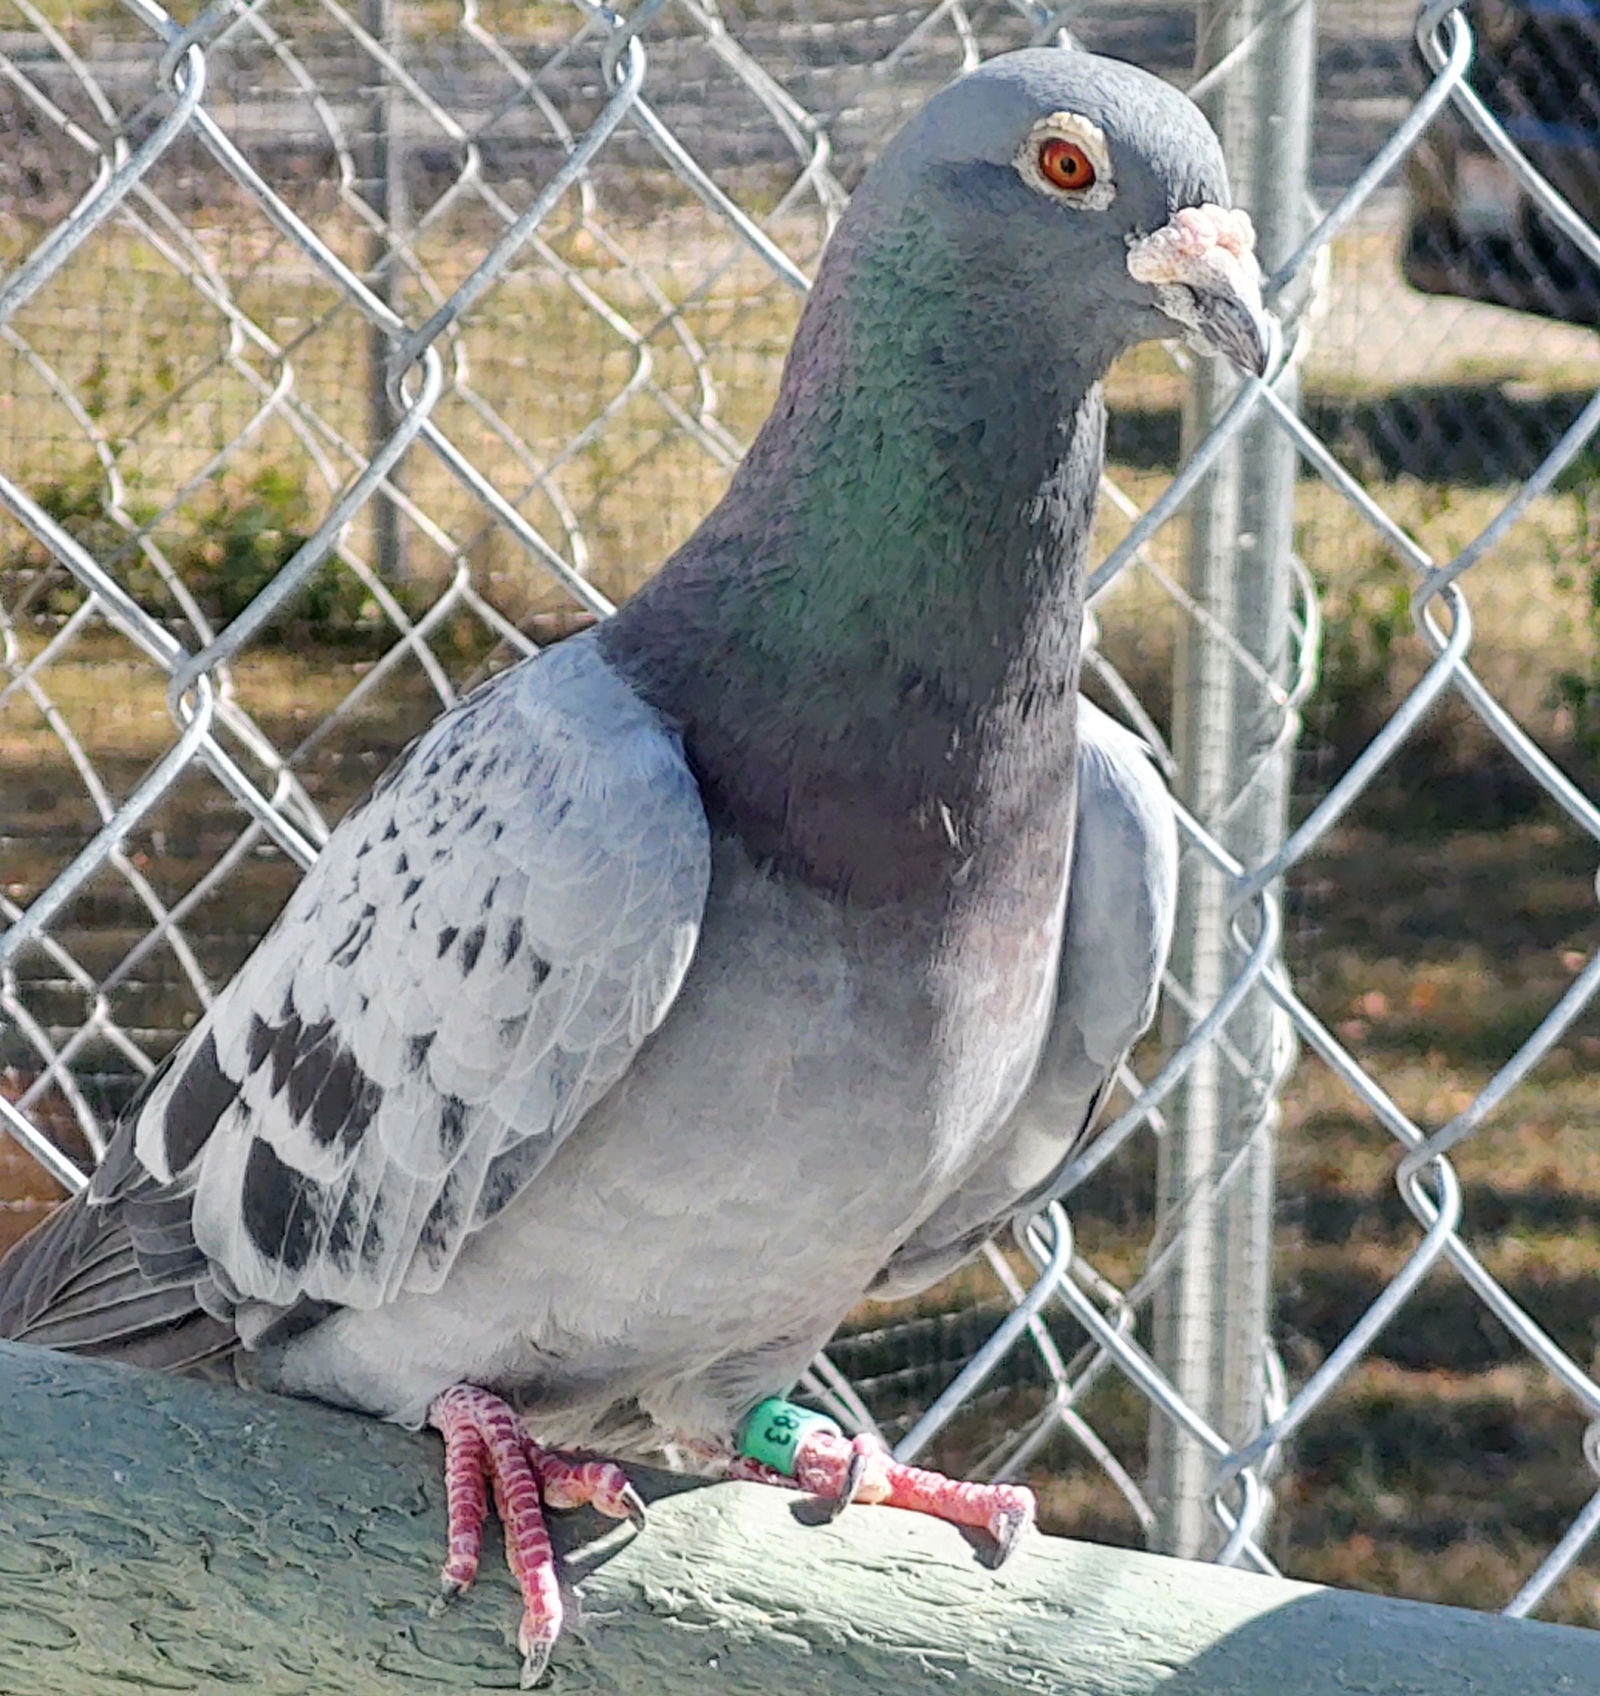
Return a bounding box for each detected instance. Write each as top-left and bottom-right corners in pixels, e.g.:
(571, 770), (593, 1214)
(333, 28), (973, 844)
(0, 1189), (236, 1372)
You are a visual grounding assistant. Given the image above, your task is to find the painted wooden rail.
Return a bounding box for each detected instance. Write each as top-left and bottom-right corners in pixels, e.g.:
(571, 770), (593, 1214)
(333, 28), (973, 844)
(1, 1340), (1598, 1694)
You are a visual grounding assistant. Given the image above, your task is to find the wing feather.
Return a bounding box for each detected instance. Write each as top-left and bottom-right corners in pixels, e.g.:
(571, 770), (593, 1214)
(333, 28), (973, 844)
(41, 632), (714, 1334)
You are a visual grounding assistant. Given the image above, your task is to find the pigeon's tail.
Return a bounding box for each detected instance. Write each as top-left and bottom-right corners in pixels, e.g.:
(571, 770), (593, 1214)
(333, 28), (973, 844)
(0, 1180), (236, 1373)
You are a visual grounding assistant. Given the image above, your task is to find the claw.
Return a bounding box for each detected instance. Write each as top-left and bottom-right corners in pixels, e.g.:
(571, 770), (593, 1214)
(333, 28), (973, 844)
(431, 1578), (467, 1616)
(519, 1635), (554, 1690)
(991, 1501), (1031, 1565)
(620, 1481), (648, 1531)
(825, 1444), (873, 1521)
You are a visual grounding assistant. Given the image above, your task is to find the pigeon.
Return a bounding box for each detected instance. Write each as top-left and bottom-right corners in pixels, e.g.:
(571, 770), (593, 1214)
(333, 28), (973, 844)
(0, 45), (1258, 1683)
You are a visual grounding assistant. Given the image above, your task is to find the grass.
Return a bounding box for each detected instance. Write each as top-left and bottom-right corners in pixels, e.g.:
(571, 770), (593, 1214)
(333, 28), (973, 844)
(1, 212), (819, 614)
(16, 0), (642, 35)
(8, 215), (1600, 764)
(1266, 801), (1600, 1622)
(7, 154), (1600, 1629)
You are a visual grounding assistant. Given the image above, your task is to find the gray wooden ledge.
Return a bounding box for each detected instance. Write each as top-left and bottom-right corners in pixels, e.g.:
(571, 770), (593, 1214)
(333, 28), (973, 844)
(2, 1341), (1598, 1694)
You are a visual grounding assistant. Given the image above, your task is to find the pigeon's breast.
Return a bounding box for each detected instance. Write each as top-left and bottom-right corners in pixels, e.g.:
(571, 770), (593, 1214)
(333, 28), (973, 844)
(565, 832), (975, 1250)
(500, 828), (1065, 1329)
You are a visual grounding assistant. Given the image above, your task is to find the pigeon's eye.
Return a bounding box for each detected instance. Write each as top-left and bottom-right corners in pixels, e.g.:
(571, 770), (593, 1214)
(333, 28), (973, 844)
(1015, 114), (1114, 208)
(1037, 139), (1095, 193)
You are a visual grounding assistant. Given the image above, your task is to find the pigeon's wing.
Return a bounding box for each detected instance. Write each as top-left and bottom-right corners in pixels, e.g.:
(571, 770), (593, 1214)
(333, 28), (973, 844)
(1007, 700), (1179, 1188)
(871, 699), (1178, 1298)
(0, 635), (710, 1348)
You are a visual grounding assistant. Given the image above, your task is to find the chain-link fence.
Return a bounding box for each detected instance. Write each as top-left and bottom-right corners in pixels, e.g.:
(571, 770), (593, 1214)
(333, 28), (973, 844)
(4, 0), (1600, 1629)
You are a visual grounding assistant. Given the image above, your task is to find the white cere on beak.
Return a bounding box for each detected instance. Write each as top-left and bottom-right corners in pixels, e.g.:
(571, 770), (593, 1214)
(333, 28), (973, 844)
(1125, 204), (1268, 366)
(1126, 204), (1260, 296)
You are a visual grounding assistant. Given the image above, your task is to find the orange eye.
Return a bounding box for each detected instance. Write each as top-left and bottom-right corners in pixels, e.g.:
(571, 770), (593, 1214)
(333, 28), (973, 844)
(1038, 138), (1096, 192)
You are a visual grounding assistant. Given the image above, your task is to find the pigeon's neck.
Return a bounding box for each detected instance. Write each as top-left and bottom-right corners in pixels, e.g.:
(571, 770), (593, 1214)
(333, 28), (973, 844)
(601, 208), (1108, 904)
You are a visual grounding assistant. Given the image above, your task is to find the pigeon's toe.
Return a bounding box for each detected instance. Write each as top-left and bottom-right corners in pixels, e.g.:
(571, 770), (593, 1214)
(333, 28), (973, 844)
(428, 1384), (643, 1679)
(787, 1421), (1034, 1557)
(536, 1452), (647, 1527)
(790, 1430), (894, 1518)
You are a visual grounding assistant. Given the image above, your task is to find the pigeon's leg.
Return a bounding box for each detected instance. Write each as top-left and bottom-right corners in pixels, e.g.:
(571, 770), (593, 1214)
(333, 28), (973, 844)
(731, 1400), (1035, 1561)
(427, 1385), (643, 1688)
(793, 1429), (1036, 1560)
(430, 1385), (562, 1683)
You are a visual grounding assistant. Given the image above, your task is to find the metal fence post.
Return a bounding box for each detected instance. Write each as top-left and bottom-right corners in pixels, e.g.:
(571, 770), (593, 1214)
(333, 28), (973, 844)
(365, 0), (410, 582)
(1149, 0), (1316, 1558)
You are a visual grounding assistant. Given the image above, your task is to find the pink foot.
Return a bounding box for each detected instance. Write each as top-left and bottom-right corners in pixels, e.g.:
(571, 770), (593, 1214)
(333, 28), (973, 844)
(427, 1384), (644, 1687)
(791, 1430), (1035, 1560)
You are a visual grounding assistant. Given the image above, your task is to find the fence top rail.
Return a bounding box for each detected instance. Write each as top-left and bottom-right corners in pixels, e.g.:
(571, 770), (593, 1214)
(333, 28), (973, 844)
(3, 1341), (1599, 1696)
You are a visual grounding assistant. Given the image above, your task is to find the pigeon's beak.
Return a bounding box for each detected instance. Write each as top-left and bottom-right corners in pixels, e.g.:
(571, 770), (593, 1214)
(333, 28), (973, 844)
(1126, 204), (1272, 378)
(1183, 279), (1271, 378)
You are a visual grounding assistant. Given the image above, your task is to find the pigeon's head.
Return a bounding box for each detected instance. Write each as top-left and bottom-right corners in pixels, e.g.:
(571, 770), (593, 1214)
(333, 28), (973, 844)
(867, 48), (1271, 378)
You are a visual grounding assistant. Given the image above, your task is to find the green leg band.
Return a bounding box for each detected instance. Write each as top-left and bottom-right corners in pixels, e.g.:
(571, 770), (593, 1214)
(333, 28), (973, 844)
(737, 1398), (842, 1477)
